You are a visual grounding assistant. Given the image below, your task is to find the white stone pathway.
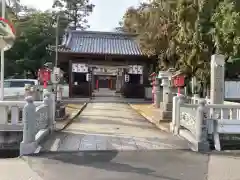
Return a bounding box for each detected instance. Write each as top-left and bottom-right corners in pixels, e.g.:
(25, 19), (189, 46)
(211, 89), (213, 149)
(41, 102), (188, 152)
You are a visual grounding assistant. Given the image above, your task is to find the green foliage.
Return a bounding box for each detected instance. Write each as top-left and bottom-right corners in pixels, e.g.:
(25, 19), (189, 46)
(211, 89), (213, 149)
(52, 0), (94, 30)
(3, 0), (94, 78)
(211, 0), (240, 58)
(5, 12), (58, 77)
(121, 0), (240, 84)
(122, 1), (179, 71)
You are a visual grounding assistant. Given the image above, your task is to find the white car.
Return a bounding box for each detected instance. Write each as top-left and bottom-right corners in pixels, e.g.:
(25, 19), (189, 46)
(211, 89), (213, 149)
(3, 79), (38, 98)
(3, 79), (69, 99)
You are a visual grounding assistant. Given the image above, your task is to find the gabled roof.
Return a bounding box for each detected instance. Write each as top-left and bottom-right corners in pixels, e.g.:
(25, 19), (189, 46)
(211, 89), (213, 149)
(48, 30), (143, 56)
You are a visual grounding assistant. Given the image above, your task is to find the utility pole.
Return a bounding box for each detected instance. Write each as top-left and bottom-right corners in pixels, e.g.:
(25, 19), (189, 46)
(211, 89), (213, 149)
(0, 0), (6, 100)
(53, 15), (60, 99)
(55, 15), (59, 67)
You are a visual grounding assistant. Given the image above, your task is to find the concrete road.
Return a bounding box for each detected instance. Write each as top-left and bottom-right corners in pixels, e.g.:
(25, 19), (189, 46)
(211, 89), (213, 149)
(0, 158), (42, 180)
(23, 150), (209, 180)
(1, 151), (240, 180)
(13, 150), (240, 180)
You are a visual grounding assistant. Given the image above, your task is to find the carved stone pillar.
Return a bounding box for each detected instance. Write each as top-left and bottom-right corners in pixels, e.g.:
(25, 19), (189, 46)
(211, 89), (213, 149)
(210, 54), (225, 104)
(158, 71), (174, 122)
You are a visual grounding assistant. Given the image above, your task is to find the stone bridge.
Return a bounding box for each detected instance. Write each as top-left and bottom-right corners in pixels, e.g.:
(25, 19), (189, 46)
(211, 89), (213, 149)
(1, 54), (240, 179)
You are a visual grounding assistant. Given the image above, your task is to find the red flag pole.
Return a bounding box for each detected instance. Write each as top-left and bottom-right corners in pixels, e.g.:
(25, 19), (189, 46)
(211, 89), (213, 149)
(43, 80), (47, 88)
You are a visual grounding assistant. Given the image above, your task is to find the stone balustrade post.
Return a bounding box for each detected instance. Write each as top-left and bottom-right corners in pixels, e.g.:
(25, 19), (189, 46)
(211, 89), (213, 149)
(195, 100), (209, 151)
(22, 96), (36, 143)
(44, 91), (54, 131)
(20, 96), (37, 155)
(174, 94), (185, 135)
(170, 95), (179, 133)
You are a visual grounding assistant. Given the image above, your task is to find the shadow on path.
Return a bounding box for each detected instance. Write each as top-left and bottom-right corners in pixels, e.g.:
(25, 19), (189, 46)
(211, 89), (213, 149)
(25, 150), (209, 180)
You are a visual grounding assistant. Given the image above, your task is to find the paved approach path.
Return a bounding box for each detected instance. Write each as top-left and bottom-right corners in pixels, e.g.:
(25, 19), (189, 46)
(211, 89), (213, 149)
(41, 102), (189, 152)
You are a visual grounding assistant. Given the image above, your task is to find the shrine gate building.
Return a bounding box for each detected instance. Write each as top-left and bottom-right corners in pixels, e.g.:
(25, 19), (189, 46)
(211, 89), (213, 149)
(48, 30), (152, 98)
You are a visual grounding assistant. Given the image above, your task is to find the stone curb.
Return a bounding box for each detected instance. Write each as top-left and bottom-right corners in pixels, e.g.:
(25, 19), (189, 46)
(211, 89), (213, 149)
(128, 103), (170, 132)
(55, 102), (88, 132)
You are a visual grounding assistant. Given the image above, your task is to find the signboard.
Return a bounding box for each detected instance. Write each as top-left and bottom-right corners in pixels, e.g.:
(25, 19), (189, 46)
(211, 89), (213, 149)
(0, 17), (16, 51)
(72, 63), (88, 73)
(128, 65), (143, 74)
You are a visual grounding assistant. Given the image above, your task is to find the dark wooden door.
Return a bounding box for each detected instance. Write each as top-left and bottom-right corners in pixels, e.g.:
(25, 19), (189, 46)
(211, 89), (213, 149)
(99, 79), (108, 88)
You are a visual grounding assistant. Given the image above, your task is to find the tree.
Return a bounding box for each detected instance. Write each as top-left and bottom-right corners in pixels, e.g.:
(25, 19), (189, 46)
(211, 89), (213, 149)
(4, 10), (67, 77)
(52, 0), (94, 30)
(211, 0), (240, 58)
(122, 1), (179, 72)
(120, 0), (233, 95)
(121, 0), (223, 81)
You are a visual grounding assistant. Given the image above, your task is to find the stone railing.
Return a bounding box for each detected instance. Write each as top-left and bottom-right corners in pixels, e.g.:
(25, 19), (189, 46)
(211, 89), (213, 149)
(0, 101), (44, 131)
(17, 92), (55, 155)
(184, 94), (211, 104)
(171, 95), (209, 151)
(183, 93), (240, 106)
(171, 95), (240, 152)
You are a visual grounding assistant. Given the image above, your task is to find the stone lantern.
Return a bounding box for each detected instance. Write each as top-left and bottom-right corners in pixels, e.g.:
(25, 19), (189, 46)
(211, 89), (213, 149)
(158, 68), (175, 122)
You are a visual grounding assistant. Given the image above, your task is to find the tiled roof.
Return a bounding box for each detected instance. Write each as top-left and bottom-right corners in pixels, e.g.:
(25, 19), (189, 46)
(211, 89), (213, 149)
(50, 30), (143, 56)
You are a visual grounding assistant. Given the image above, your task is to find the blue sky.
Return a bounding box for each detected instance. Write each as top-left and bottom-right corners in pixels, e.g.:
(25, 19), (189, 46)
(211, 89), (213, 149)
(21, 0), (143, 31)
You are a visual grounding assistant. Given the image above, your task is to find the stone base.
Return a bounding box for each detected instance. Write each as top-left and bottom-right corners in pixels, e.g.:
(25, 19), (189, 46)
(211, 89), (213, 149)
(191, 141), (210, 152)
(160, 102), (172, 111)
(179, 129), (210, 152)
(159, 110), (172, 122)
(20, 141), (37, 156)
